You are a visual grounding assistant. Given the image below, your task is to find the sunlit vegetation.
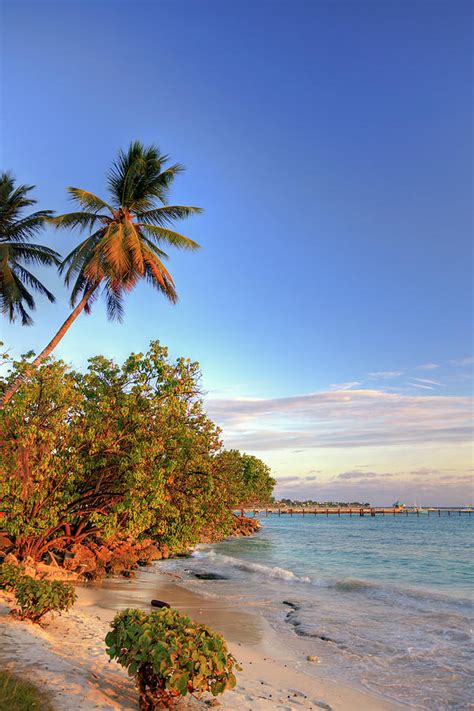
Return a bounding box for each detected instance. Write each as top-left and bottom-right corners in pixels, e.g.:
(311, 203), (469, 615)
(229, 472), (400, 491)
(106, 607), (240, 708)
(0, 341), (275, 567)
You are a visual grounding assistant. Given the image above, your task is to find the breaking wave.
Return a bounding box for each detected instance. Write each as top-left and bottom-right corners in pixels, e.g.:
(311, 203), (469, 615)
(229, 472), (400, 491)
(192, 549), (312, 583)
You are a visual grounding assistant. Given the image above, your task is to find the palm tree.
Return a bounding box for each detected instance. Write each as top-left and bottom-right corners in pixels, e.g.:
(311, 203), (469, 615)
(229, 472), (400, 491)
(0, 173), (59, 325)
(1, 141), (202, 406)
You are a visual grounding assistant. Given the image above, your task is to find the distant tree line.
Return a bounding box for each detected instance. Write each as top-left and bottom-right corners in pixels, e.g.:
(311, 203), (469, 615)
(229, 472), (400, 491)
(276, 499), (371, 507)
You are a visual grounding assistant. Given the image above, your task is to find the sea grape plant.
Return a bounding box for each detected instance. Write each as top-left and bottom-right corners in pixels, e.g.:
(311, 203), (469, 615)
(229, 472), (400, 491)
(14, 577), (76, 623)
(0, 563), (25, 591)
(105, 607), (240, 709)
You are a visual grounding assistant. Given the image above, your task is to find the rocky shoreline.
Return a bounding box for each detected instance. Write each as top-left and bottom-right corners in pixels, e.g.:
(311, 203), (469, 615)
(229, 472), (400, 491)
(0, 514), (261, 583)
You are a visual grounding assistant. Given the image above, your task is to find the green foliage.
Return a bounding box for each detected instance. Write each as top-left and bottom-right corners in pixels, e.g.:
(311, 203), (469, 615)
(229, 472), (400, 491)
(0, 563), (25, 591)
(14, 577), (76, 623)
(0, 172), (59, 325)
(0, 671), (54, 710)
(240, 453), (276, 505)
(106, 607), (239, 708)
(0, 341), (275, 560)
(212, 450), (276, 507)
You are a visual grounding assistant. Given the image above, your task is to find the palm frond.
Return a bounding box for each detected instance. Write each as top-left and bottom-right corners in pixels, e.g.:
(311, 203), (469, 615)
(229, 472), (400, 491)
(123, 220), (145, 273)
(8, 242), (61, 266)
(67, 188), (114, 214)
(142, 247), (177, 303)
(103, 278), (125, 321)
(2, 210), (54, 243)
(69, 269), (98, 309)
(135, 205), (203, 226)
(128, 164), (185, 212)
(0, 173), (56, 324)
(16, 301), (34, 326)
(14, 275), (35, 310)
(137, 223), (200, 250)
(60, 228), (106, 284)
(51, 211), (110, 232)
(0, 173), (37, 223)
(98, 223), (131, 276)
(0, 262), (20, 313)
(137, 235), (169, 260)
(12, 264), (55, 302)
(107, 141), (186, 211)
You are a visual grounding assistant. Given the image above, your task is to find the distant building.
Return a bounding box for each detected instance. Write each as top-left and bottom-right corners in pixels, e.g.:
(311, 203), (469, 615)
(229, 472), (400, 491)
(392, 501), (405, 509)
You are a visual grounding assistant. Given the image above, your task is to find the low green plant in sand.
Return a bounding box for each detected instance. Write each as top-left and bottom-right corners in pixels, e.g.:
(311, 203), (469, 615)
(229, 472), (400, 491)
(106, 607), (240, 709)
(14, 577), (76, 623)
(0, 671), (53, 710)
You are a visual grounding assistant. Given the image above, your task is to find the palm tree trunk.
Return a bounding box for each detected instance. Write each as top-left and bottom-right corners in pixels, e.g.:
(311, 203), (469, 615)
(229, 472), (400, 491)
(1, 286), (97, 406)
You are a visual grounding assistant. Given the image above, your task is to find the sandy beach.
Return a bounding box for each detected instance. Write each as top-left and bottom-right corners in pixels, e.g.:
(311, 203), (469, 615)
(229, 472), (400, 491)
(0, 566), (402, 711)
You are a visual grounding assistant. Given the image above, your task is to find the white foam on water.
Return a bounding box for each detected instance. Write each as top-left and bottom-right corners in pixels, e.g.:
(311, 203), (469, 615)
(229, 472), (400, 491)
(192, 549), (313, 583)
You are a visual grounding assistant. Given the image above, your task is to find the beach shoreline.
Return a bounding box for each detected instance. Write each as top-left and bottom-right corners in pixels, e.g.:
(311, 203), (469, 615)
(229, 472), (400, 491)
(0, 566), (402, 711)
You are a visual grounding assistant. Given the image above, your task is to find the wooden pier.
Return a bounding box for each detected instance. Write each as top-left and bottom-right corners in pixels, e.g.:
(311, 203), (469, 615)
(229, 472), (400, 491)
(240, 507), (472, 518)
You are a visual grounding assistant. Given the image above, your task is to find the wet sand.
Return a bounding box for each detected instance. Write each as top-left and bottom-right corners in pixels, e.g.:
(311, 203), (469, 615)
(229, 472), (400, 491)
(79, 569), (266, 646)
(0, 567), (403, 710)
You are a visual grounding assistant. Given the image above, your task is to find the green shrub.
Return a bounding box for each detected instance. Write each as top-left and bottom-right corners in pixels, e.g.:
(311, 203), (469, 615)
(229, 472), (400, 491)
(14, 577), (76, 623)
(0, 562), (25, 591)
(105, 607), (240, 709)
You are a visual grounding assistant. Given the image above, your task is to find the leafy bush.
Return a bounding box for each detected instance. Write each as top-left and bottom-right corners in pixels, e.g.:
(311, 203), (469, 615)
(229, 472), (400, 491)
(0, 562), (25, 591)
(14, 577), (76, 623)
(105, 607), (240, 709)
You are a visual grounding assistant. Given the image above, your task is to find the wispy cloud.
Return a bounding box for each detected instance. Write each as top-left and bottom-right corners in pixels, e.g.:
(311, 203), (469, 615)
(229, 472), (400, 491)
(206, 387), (472, 452)
(329, 381), (362, 391)
(413, 377), (444, 386)
(415, 363), (439, 371)
(336, 469), (397, 480)
(450, 357), (474, 367)
(408, 382), (433, 390)
(274, 467), (473, 506)
(367, 370), (403, 379)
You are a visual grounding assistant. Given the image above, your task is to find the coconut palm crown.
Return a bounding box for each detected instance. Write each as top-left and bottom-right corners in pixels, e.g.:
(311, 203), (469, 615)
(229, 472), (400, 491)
(0, 173), (59, 325)
(53, 141), (202, 320)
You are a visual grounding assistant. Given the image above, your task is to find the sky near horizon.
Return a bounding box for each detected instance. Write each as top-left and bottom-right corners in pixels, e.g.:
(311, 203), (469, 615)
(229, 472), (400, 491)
(1, 0), (472, 504)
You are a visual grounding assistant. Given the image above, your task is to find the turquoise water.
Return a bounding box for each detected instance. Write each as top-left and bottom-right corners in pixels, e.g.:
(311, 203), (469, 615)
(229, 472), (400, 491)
(162, 514), (474, 709)
(219, 514), (473, 598)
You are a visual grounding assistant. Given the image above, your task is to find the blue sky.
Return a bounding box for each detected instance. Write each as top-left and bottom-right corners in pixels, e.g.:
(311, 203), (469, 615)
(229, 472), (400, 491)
(1, 0), (472, 503)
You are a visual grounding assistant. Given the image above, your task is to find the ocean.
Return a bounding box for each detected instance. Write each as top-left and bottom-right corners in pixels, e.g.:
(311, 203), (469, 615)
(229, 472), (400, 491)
(160, 514), (473, 710)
